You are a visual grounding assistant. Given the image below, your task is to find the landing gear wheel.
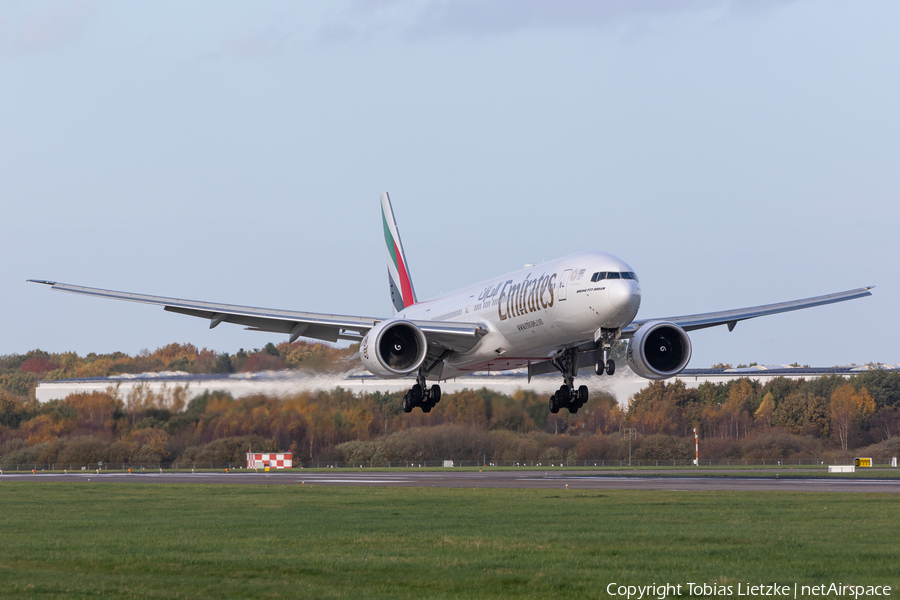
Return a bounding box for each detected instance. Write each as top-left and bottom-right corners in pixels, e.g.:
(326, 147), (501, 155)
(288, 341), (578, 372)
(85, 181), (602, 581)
(557, 385), (571, 405)
(606, 360), (616, 376)
(577, 385), (589, 406)
(431, 385), (441, 404)
(411, 384), (424, 404)
(422, 403), (432, 413)
(595, 361), (605, 376)
(569, 404), (579, 414)
(549, 394), (560, 414)
(401, 393), (413, 413)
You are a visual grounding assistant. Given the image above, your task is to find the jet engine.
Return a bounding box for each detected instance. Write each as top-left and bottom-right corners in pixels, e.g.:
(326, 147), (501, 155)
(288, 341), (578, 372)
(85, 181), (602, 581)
(626, 320), (692, 380)
(359, 319), (428, 378)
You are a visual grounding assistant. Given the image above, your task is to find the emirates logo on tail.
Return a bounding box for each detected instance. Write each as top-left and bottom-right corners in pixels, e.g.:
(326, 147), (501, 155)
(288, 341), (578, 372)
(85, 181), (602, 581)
(381, 192), (417, 314)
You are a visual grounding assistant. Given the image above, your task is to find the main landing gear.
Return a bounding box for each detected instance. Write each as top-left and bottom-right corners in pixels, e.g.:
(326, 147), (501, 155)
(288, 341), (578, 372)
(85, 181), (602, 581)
(547, 338), (618, 414)
(548, 347), (589, 415)
(549, 383), (589, 415)
(401, 352), (451, 414)
(401, 371), (442, 413)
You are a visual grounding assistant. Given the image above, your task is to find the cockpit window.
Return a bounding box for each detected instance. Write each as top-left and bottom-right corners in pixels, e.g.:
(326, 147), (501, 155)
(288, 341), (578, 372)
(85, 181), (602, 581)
(591, 271), (639, 282)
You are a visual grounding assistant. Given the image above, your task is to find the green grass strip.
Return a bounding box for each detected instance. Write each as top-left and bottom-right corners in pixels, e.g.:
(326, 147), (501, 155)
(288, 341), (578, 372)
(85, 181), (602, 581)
(0, 482), (897, 598)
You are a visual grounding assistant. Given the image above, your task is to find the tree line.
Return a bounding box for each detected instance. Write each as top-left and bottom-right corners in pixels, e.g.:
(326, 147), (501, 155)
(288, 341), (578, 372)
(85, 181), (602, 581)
(0, 341), (356, 399)
(1, 343), (899, 467)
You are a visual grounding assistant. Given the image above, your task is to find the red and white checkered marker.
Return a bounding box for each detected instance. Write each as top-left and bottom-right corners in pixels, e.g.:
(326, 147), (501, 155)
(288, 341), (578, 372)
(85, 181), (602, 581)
(246, 452), (293, 469)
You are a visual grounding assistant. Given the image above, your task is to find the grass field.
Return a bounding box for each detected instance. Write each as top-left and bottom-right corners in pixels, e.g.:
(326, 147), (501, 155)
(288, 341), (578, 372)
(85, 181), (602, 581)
(1, 482), (897, 599)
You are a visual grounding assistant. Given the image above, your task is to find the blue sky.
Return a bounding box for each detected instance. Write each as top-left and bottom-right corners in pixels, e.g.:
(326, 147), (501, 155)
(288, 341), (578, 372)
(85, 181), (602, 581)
(2, 0), (897, 369)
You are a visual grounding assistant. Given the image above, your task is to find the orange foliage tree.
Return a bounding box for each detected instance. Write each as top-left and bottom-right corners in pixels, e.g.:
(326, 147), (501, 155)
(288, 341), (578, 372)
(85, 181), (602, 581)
(830, 383), (875, 451)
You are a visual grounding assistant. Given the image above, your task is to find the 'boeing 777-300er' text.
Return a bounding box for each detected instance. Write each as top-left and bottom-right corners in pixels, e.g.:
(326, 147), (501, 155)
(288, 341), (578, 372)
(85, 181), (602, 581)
(31, 193), (873, 414)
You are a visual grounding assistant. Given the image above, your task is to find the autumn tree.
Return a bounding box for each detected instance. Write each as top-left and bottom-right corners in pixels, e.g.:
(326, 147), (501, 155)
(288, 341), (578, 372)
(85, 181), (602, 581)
(627, 380), (693, 436)
(773, 391), (829, 437)
(0, 372), (36, 397)
(127, 427), (172, 463)
(0, 392), (22, 428)
(871, 406), (900, 441)
(65, 391), (121, 433)
(754, 392), (775, 428)
(830, 383), (875, 451)
(20, 355), (59, 374)
(720, 378), (758, 438)
(488, 391), (540, 433)
(571, 389), (618, 435)
(240, 352), (286, 372)
(440, 388), (489, 429)
(851, 369), (900, 409)
(20, 413), (76, 445)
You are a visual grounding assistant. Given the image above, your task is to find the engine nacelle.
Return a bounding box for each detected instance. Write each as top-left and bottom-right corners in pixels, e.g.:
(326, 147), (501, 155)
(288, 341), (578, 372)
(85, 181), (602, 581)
(626, 320), (692, 380)
(359, 319), (428, 378)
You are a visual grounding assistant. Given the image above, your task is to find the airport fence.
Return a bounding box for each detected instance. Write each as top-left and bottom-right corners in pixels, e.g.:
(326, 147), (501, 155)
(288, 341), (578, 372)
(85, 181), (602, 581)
(1, 457), (898, 472)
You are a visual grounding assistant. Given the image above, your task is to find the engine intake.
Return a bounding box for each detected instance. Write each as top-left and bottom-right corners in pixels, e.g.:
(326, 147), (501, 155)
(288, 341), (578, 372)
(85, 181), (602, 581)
(360, 319), (428, 378)
(626, 320), (692, 380)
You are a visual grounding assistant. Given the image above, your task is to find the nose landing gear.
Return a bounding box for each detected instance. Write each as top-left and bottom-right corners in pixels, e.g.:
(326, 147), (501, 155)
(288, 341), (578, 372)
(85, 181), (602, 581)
(595, 356), (615, 376)
(594, 329), (617, 376)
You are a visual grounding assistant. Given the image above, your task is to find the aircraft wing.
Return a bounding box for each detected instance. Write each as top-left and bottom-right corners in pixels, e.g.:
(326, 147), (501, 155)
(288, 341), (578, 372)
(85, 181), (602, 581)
(29, 280), (383, 343)
(621, 286), (874, 336)
(28, 280), (487, 352)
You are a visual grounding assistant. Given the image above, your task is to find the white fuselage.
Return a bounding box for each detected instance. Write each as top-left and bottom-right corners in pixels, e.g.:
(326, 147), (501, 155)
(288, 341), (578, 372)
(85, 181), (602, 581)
(395, 251), (642, 379)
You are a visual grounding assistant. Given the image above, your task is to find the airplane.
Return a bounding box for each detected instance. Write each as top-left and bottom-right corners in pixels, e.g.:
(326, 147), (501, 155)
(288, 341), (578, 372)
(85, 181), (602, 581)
(30, 192), (873, 415)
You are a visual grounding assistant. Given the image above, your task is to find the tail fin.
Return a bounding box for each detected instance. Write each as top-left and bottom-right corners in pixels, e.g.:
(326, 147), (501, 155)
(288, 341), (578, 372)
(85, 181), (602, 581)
(381, 192), (418, 314)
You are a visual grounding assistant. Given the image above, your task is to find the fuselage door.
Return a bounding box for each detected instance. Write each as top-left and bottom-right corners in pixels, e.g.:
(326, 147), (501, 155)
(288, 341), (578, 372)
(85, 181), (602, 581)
(465, 295), (475, 318)
(559, 269), (572, 301)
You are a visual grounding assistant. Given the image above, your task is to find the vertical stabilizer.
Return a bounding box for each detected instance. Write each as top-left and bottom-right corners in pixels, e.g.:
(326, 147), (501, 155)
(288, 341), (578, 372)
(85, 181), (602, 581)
(381, 192), (418, 314)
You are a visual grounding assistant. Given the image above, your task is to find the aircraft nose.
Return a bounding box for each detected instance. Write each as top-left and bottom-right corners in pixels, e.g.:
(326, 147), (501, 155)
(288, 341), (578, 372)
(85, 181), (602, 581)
(608, 280), (640, 311)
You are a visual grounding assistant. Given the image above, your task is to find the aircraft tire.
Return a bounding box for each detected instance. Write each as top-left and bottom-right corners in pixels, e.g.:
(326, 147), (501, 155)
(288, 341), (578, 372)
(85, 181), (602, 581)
(422, 403), (432, 413)
(411, 384), (424, 404)
(578, 385), (589, 406)
(431, 385), (442, 404)
(549, 394), (560, 414)
(558, 385), (571, 404)
(606, 360), (616, 376)
(569, 404), (579, 414)
(595, 361), (604, 376)
(402, 394), (413, 413)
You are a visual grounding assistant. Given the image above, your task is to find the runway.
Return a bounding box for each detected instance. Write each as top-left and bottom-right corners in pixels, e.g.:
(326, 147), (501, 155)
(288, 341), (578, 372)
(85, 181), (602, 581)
(2, 470), (899, 493)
